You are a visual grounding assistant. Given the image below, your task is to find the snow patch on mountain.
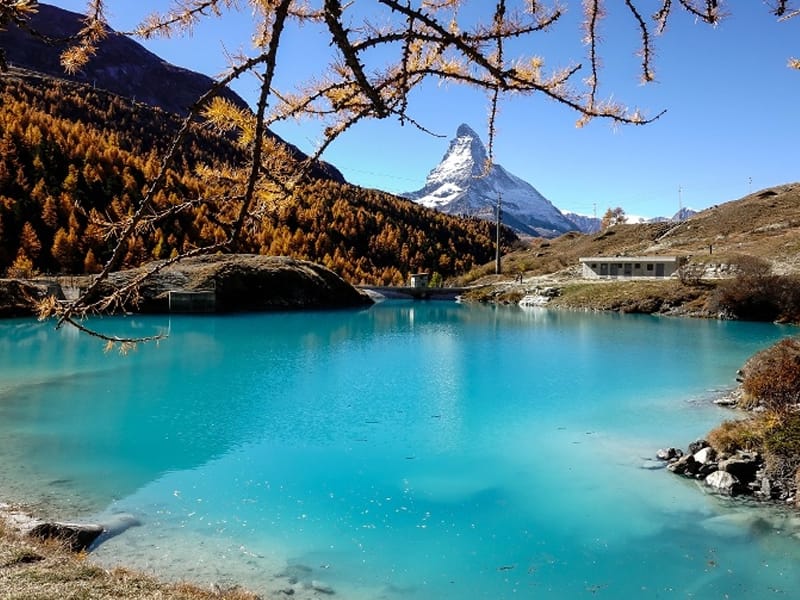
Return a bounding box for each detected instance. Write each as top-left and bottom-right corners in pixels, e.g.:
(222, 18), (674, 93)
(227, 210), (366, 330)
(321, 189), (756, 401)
(644, 208), (699, 223)
(563, 212), (601, 234)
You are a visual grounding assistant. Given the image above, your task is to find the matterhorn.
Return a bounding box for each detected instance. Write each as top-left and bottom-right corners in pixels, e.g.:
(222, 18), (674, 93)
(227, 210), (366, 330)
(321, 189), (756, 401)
(403, 124), (578, 237)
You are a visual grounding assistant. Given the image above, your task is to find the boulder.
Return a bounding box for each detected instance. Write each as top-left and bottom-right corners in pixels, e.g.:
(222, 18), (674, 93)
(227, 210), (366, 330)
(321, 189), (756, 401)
(705, 471), (740, 496)
(719, 453), (760, 483)
(697, 462), (719, 477)
(667, 454), (698, 476)
(28, 521), (105, 552)
(688, 439), (709, 454)
(656, 447), (683, 461)
(693, 446), (716, 465)
(86, 254), (373, 313)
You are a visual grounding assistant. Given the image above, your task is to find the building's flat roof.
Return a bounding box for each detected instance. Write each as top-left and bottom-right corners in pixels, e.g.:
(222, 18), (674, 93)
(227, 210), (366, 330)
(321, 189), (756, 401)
(579, 256), (679, 263)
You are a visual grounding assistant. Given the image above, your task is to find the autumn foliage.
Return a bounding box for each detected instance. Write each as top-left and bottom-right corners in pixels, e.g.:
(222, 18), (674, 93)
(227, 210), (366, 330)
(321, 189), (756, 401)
(740, 338), (800, 413)
(0, 73), (513, 285)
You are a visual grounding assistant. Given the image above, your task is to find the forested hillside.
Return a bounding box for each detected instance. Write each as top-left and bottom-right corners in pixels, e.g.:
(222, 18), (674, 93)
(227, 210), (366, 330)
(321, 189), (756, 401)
(0, 71), (514, 285)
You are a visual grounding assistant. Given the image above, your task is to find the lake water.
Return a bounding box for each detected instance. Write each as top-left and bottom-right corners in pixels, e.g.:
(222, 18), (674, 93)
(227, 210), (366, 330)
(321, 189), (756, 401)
(1, 302), (799, 599)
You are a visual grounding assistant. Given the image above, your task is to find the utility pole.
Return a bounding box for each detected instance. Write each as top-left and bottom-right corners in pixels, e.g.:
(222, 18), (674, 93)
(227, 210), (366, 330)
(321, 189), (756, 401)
(495, 192), (502, 275)
(677, 185), (682, 220)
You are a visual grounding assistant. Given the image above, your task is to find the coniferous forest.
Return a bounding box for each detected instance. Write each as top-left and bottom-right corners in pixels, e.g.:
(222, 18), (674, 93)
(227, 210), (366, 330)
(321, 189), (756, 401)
(0, 71), (516, 285)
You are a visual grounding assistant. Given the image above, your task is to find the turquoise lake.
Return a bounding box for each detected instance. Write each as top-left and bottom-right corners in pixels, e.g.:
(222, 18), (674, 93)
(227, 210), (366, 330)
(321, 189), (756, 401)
(1, 302), (800, 599)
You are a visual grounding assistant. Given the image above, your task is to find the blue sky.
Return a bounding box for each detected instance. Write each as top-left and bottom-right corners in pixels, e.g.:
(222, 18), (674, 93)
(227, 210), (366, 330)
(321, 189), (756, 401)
(46, 1), (798, 219)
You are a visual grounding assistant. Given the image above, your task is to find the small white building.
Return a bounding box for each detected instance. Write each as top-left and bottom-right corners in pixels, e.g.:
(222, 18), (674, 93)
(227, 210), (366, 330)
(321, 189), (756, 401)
(579, 256), (684, 279)
(409, 273), (430, 288)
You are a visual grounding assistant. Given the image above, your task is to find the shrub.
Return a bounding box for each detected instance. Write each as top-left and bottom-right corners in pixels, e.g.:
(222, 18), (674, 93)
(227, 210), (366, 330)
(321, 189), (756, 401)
(762, 413), (800, 483)
(708, 255), (800, 322)
(733, 255), (772, 278)
(708, 418), (763, 454)
(740, 338), (800, 412)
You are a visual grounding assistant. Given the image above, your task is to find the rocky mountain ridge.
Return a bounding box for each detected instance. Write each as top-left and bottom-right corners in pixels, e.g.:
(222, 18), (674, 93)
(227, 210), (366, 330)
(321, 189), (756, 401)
(0, 3), (247, 118)
(403, 124), (578, 237)
(403, 124), (708, 237)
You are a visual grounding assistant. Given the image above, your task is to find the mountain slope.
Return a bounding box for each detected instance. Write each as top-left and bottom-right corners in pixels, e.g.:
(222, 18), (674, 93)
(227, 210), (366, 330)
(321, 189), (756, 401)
(404, 124), (578, 237)
(498, 183), (800, 278)
(0, 71), (515, 284)
(0, 2), (343, 182)
(563, 212), (601, 234)
(0, 3), (247, 117)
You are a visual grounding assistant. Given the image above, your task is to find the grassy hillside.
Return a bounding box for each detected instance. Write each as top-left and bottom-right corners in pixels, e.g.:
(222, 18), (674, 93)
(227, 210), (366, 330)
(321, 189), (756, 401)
(464, 183), (800, 279)
(455, 183), (800, 323)
(0, 70), (516, 285)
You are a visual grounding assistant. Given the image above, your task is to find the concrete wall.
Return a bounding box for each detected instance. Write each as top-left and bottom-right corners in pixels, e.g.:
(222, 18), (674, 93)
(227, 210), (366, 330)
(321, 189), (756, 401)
(168, 290), (216, 313)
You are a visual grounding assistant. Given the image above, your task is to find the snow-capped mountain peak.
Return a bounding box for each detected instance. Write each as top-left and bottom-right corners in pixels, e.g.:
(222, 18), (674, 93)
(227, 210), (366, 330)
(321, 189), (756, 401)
(425, 123), (489, 185)
(404, 124), (578, 237)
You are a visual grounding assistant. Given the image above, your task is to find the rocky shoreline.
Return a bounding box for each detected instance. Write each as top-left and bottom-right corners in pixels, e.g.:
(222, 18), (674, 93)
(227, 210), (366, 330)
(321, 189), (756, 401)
(657, 441), (772, 498)
(0, 503), (139, 552)
(657, 393), (798, 507)
(0, 502), (343, 599)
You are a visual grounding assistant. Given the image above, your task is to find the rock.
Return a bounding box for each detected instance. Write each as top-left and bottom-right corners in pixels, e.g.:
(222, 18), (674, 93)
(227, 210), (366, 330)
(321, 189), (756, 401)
(641, 460), (666, 470)
(28, 521), (105, 552)
(87, 254), (373, 314)
(719, 453), (760, 483)
(0, 279), (61, 317)
(1, 506), (141, 553)
(705, 471), (740, 496)
(697, 462), (719, 477)
(759, 477), (774, 499)
(311, 580), (335, 594)
(713, 396), (738, 407)
(656, 447), (683, 461)
(688, 439), (709, 454)
(693, 447), (716, 465)
(667, 454), (698, 475)
(701, 512), (763, 537)
(89, 513), (142, 549)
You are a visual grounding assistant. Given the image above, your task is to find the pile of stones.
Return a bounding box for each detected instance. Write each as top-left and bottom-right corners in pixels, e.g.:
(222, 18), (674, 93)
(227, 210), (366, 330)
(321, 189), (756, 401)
(657, 440), (769, 498)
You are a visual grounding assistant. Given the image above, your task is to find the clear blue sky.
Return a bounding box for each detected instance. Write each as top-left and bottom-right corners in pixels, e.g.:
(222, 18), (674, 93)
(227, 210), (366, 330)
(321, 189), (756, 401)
(47, 1), (799, 219)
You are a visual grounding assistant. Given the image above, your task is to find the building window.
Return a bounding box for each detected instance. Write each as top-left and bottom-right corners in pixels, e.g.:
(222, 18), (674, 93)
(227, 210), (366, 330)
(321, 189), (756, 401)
(646, 264), (653, 271)
(634, 263), (641, 269)
(591, 264), (597, 268)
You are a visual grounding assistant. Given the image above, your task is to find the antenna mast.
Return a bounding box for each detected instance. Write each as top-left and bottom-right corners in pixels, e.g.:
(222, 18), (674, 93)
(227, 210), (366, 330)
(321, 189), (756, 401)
(495, 192), (502, 275)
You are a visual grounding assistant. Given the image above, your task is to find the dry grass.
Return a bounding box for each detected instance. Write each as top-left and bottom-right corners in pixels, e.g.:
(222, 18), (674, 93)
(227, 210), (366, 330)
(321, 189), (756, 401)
(462, 182), (800, 282)
(0, 519), (260, 600)
(547, 280), (711, 314)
